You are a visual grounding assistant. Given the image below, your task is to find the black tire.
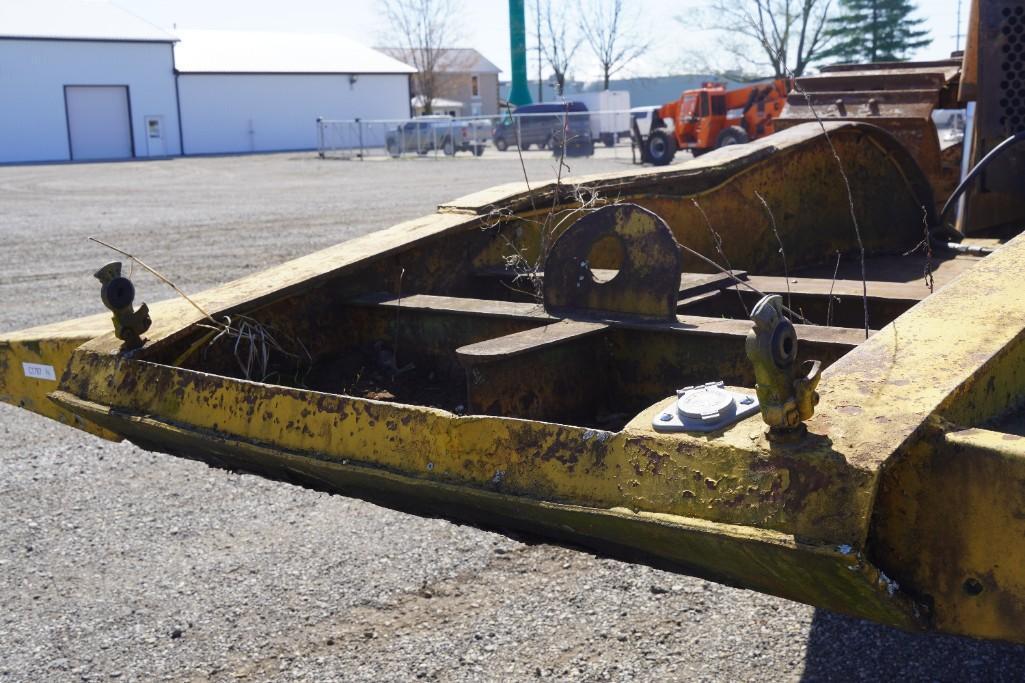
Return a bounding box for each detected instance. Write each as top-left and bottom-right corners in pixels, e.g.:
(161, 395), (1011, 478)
(542, 135), (553, 150)
(442, 137), (455, 156)
(473, 145), (485, 157)
(646, 128), (677, 166)
(387, 141), (401, 158)
(601, 133), (615, 147)
(494, 137), (508, 151)
(522, 142), (532, 151)
(715, 126), (750, 148)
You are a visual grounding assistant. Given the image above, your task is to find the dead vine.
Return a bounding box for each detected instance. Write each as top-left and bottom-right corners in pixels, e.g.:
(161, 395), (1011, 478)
(785, 66), (870, 338)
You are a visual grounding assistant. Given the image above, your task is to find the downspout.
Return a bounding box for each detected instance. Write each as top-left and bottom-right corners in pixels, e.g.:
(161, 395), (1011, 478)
(408, 73), (415, 118)
(171, 42), (185, 156)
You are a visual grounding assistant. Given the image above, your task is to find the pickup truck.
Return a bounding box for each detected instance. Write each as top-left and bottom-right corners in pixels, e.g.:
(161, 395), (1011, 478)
(386, 116), (489, 157)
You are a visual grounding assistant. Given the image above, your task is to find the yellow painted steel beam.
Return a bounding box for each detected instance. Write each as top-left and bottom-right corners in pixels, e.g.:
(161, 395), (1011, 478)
(0, 314), (120, 440)
(51, 389), (922, 631)
(873, 426), (1025, 641)
(52, 353), (872, 544)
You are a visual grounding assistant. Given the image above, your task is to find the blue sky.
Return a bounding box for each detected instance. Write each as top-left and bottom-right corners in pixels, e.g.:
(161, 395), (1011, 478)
(119, 0), (966, 82)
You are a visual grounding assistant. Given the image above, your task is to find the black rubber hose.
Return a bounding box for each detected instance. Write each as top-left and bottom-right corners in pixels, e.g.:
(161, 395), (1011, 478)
(936, 130), (1025, 241)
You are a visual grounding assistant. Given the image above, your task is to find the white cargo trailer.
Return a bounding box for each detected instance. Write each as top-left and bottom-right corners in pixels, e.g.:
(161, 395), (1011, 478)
(566, 90), (631, 146)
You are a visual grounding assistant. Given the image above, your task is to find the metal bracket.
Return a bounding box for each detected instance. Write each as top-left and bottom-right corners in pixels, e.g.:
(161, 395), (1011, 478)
(543, 204), (682, 321)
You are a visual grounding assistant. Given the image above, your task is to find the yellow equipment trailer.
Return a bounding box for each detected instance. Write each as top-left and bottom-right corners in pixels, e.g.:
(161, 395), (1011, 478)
(4, 116), (1025, 642)
(6, 0), (1025, 641)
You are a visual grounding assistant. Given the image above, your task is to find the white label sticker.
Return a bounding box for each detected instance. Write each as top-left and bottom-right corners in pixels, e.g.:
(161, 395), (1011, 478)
(22, 362), (57, 381)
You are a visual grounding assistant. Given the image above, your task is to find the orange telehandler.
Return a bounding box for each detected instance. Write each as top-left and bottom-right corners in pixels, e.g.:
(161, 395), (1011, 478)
(635, 79), (790, 165)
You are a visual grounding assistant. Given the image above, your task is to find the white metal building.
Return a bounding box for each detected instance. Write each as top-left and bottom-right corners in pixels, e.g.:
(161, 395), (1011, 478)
(0, 3), (416, 163)
(174, 31), (415, 155)
(0, 0), (182, 163)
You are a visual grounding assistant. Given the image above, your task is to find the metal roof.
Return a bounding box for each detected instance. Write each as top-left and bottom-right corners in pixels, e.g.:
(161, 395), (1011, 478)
(379, 47), (502, 74)
(0, 0), (175, 42)
(412, 96), (465, 108)
(174, 30), (416, 75)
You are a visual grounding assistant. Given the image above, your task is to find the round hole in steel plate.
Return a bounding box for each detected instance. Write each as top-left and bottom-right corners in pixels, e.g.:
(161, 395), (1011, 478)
(587, 233), (625, 284)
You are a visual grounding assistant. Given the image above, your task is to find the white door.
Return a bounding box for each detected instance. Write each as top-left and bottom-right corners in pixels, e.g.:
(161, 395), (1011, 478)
(65, 86), (133, 160)
(144, 116), (166, 156)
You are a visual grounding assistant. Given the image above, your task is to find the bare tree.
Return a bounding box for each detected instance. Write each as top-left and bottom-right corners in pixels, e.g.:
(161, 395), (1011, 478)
(697, 0), (834, 77)
(539, 0), (582, 95)
(578, 0), (651, 90)
(380, 0), (462, 115)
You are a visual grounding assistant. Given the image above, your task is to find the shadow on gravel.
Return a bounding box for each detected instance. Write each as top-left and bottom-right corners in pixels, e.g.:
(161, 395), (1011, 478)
(801, 608), (1025, 682)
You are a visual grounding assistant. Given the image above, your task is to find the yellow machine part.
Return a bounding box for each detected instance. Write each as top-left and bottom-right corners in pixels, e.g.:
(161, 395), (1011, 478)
(22, 219), (1025, 644)
(3, 121), (1025, 643)
(0, 314), (119, 440)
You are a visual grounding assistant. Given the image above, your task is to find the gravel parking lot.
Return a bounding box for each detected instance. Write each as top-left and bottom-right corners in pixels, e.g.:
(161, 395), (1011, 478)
(2, 152), (1025, 682)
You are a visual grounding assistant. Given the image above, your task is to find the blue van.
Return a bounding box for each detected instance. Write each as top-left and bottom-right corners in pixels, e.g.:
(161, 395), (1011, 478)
(492, 102), (594, 156)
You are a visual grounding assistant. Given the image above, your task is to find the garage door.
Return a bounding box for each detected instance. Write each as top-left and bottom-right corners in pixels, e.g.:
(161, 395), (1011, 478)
(65, 86), (133, 161)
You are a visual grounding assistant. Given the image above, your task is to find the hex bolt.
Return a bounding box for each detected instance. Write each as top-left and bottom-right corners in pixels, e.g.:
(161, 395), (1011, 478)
(659, 413), (674, 422)
(835, 99), (847, 116)
(868, 98), (880, 115)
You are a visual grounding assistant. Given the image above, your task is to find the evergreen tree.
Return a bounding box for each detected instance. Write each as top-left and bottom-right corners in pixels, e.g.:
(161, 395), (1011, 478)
(821, 0), (932, 63)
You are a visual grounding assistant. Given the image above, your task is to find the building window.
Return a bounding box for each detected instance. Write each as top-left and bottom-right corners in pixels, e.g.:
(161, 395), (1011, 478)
(471, 75), (479, 98)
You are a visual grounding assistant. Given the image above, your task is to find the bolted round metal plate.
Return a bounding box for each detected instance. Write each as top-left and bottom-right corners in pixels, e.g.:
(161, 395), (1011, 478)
(677, 384), (736, 423)
(653, 381), (760, 433)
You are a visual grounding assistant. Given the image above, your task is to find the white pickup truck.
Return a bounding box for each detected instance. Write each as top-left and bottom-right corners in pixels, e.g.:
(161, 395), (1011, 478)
(386, 116), (490, 157)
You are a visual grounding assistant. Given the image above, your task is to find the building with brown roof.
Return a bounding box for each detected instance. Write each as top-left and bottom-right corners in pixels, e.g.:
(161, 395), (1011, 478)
(380, 47), (501, 116)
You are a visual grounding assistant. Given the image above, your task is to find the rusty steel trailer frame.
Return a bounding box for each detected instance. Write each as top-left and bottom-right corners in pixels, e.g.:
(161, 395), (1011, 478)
(3, 122), (1025, 643)
(775, 58), (964, 213)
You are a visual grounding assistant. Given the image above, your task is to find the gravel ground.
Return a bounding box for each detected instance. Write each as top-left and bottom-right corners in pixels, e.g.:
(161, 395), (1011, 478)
(2, 152), (1025, 682)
